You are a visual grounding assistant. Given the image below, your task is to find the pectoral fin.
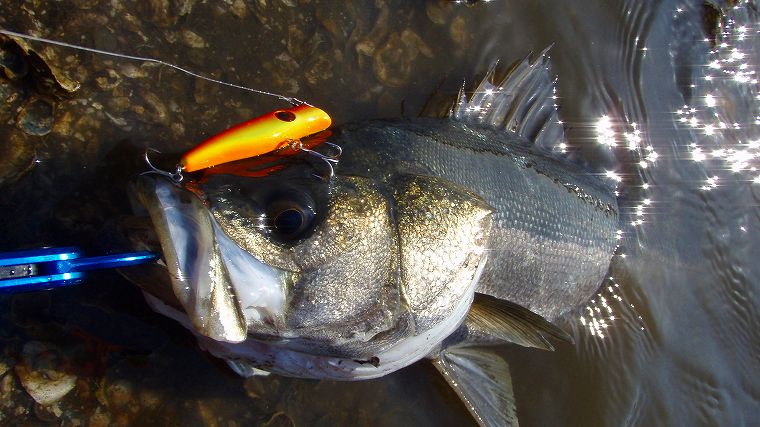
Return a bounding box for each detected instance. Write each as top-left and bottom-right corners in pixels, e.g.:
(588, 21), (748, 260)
(432, 347), (518, 427)
(449, 293), (573, 350)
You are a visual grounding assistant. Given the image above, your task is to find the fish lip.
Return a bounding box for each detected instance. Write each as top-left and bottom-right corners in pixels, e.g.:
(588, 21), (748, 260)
(135, 174), (290, 342)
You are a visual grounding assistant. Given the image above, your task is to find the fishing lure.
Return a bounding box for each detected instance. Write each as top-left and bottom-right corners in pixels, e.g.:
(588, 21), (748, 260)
(145, 105), (337, 182)
(180, 104), (332, 172)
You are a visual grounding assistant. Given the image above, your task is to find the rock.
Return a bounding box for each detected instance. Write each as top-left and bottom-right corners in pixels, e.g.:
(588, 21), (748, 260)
(141, 91), (170, 125)
(262, 412), (294, 427)
(105, 379), (133, 411)
(0, 128), (37, 187)
(449, 14), (468, 46)
(88, 407), (111, 427)
(230, 0), (248, 18)
(139, 0), (180, 28)
(401, 29), (434, 59)
(355, 7), (389, 57)
(1, 34), (81, 95)
(181, 30), (207, 49)
(304, 54), (334, 86)
(15, 341), (77, 406)
(373, 32), (415, 87)
(17, 97), (54, 136)
(33, 401), (63, 422)
(0, 39), (29, 80)
(426, 1), (452, 25)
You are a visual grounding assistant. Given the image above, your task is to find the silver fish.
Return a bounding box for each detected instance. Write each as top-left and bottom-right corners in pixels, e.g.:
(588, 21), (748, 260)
(127, 52), (618, 427)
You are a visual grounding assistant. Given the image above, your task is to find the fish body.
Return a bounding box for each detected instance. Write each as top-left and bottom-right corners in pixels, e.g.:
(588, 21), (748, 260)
(333, 118), (618, 321)
(129, 52), (619, 426)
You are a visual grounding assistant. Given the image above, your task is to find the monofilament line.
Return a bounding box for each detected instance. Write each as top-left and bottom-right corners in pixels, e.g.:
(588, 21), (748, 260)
(0, 29), (304, 106)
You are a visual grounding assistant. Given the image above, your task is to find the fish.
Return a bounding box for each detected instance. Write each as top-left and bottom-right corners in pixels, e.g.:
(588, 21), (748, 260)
(124, 51), (619, 427)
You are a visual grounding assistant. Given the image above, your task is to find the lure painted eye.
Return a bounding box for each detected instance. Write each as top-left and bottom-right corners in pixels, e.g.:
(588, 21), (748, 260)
(274, 110), (296, 122)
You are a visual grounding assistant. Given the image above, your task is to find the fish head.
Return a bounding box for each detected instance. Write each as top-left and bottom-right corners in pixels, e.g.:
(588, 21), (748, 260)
(134, 160), (493, 359)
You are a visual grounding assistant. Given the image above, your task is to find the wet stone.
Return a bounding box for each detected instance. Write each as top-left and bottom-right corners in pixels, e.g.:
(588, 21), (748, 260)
(287, 24), (307, 59)
(138, 388), (162, 410)
(88, 407), (111, 427)
(316, 2), (358, 39)
(7, 36), (81, 95)
(33, 401), (63, 422)
(106, 379), (134, 411)
(373, 32), (415, 87)
(401, 29), (434, 59)
(230, 0), (248, 18)
(263, 411), (295, 427)
(0, 128), (37, 187)
(140, 91), (170, 125)
(118, 63), (148, 79)
(15, 341), (77, 406)
(71, 0), (101, 9)
(355, 7), (389, 58)
(449, 14), (468, 45)
(181, 29), (207, 48)
(95, 69), (122, 91)
(0, 41), (29, 81)
(426, 1), (452, 25)
(304, 54), (335, 85)
(0, 80), (25, 120)
(138, 0), (187, 28)
(17, 97), (54, 136)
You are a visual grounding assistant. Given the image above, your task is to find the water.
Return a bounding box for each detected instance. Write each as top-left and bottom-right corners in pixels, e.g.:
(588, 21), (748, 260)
(0, 0), (758, 425)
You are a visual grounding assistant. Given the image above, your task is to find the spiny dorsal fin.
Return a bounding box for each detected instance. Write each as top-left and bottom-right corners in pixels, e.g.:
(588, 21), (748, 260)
(449, 47), (566, 153)
(463, 293), (573, 351)
(432, 347), (518, 427)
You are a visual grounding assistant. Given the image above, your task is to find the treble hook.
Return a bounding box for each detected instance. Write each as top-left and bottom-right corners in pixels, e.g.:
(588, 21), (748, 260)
(141, 150), (184, 183)
(289, 140), (342, 178)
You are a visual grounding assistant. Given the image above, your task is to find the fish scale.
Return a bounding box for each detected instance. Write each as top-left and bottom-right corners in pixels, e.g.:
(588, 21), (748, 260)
(334, 118), (619, 321)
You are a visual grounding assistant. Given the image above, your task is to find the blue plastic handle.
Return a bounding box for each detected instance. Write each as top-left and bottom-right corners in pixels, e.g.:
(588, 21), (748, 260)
(0, 247), (158, 293)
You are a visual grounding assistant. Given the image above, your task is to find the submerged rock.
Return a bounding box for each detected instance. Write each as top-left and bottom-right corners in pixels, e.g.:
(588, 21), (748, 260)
(0, 34), (80, 96)
(0, 128), (36, 187)
(16, 97), (54, 136)
(15, 341), (77, 406)
(0, 40), (29, 81)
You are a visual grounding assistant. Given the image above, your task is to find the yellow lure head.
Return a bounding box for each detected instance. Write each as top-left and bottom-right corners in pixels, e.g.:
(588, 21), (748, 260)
(180, 105), (332, 173)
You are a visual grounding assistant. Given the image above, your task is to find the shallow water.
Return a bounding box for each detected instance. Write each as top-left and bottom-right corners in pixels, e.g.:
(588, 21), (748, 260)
(0, 0), (759, 425)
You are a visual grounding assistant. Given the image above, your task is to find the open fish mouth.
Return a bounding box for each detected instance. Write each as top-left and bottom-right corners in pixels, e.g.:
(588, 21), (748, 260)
(135, 175), (292, 343)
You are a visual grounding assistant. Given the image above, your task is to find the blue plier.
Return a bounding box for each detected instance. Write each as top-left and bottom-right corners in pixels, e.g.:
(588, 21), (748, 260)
(0, 247), (158, 292)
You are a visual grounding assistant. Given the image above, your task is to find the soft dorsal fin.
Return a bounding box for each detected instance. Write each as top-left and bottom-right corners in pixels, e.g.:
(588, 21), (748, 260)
(446, 293), (573, 351)
(449, 47), (566, 153)
(432, 347), (518, 427)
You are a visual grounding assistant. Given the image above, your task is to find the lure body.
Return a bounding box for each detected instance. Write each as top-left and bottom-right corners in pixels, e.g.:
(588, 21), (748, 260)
(180, 105), (332, 172)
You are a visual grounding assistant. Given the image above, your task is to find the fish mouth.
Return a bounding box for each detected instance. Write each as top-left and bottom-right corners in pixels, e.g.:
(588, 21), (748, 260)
(134, 175), (291, 343)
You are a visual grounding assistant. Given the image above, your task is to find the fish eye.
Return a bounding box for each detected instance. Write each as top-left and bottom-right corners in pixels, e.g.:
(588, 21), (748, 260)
(266, 194), (316, 240)
(273, 208), (307, 235)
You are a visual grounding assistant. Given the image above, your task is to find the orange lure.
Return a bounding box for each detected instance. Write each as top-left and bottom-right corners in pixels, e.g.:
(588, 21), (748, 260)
(180, 104), (332, 172)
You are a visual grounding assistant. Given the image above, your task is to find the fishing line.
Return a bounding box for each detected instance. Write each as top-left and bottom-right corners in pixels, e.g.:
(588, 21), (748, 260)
(1, 28), (340, 181)
(0, 28), (304, 105)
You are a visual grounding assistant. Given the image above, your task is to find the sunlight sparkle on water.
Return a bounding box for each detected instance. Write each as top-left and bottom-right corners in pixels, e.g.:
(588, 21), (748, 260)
(676, 10), (760, 190)
(595, 115), (616, 147)
(580, 274), (634, 338)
